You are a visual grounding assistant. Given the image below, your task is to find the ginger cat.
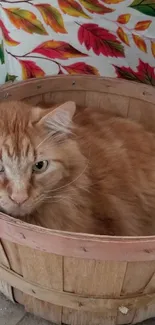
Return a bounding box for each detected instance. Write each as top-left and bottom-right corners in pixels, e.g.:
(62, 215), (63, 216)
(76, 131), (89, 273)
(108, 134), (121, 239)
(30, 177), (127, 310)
(0, 100), (155, 236)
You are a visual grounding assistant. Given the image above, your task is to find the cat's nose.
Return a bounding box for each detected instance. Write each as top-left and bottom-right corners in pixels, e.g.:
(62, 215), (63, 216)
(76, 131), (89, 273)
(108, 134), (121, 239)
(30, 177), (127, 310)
(10, 192), (28, 205)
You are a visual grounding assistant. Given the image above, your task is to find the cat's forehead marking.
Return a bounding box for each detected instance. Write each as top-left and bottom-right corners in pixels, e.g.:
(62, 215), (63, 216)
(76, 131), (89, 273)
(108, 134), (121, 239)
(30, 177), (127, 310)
(2, 136), (34, 162)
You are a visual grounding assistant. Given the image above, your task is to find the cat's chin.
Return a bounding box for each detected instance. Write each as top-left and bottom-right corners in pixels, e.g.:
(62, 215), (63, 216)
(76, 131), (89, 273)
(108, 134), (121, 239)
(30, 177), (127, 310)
(9, 211), (29, 218)
(2, 210), (29, 219)
(0, 206), (33, 218)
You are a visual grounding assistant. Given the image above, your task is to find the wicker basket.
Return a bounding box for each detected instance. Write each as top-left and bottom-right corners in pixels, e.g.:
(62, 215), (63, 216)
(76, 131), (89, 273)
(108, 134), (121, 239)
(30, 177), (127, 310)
(0, 76), (155, 325)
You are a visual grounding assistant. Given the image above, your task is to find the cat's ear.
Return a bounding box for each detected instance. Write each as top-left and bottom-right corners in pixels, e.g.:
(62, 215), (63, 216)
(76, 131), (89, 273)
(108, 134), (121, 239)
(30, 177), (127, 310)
(37, 101), (76, 135)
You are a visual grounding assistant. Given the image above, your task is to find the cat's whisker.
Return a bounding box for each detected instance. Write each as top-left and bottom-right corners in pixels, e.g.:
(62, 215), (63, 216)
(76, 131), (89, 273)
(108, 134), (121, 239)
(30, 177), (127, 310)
(36, 131), (66, 150)
(39, 193), (76, 205)
(44, 194), (72, 201)
(43, 184), (90, 195)
(40, 197), (69, 204)
(46, 161), (89, 194)
(36, 132), (54, 149)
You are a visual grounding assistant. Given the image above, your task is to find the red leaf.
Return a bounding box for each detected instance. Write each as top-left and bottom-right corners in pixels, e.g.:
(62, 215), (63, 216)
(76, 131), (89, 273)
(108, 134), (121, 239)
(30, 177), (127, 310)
(78, 23), (124, 57)
(0, 19), (20, 46)
(19, 60), (45, 79)
(32, 40), (87, 59)
(114, 60), (155, 86)
(62, 62), (99, 75)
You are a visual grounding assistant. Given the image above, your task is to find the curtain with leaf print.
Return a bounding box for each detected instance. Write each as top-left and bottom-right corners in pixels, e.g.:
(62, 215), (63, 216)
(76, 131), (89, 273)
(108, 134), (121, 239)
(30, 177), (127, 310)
(0, 0), (155, 85)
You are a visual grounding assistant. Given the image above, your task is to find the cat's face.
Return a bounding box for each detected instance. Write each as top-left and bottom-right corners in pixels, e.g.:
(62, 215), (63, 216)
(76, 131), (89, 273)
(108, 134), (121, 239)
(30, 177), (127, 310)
(0, 100), (76, 218)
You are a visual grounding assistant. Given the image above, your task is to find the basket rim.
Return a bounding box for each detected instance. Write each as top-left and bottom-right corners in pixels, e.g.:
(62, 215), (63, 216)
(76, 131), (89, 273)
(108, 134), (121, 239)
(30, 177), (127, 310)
(1, 212), (155, 262)
(0, 75), (155, 104)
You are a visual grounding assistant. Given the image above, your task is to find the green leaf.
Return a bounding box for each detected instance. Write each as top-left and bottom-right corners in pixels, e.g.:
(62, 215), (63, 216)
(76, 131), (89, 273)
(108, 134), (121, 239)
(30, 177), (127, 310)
(0, 41), (5, 64)
(129, 0), (155, 17)
(5, 73), (17, 82)
(4, 8), (48, 35)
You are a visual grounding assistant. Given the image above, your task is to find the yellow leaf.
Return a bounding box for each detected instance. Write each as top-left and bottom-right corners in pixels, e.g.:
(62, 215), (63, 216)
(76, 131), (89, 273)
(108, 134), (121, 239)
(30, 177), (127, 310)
(132, 34), (147, 53)
(58, 0), (90, 19)
(36, 4), (67, 34)
(151, 41), (155, 58)
(103, 0), (124, 3)
(117, 27), (130, 46)
(117, 14), (131, 24)
(135, 20), (151, 31)
(79, 0), (114, 14)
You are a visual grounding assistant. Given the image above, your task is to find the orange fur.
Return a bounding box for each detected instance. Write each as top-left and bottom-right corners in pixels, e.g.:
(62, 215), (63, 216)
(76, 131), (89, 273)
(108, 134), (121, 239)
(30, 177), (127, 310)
(0, 100), (155, 235)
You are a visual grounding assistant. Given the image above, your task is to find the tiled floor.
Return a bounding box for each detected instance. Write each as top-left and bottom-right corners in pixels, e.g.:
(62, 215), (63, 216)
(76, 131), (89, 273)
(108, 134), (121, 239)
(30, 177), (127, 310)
(0, 293), (155, 325)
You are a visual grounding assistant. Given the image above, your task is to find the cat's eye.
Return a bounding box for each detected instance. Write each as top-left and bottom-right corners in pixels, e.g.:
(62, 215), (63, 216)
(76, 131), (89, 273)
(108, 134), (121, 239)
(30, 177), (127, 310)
(0, 165), (4, 173)
(32, 160), (48, 173)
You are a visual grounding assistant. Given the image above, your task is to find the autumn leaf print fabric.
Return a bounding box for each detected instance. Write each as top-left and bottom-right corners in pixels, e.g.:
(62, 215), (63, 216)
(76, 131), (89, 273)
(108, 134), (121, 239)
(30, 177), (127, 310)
(0, 0), (155, 85)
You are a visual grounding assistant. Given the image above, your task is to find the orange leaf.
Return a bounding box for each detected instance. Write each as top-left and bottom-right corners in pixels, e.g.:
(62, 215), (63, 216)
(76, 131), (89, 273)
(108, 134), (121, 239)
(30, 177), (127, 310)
(58, 0), (90, 19)
(36, 4), (67, 34)
(117, 27), (130, 46)
(0, 19), (20, 46)
(62, 62), (99, 75)
(4, 8), (48, 35)
(135, 20), (151, 31)
(103, 0), (124, 3)
(151, 41), (155, 58)
(117, 14), (131, 24)
(19, 60), (45, 79)
(132, 34), (147, 53)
